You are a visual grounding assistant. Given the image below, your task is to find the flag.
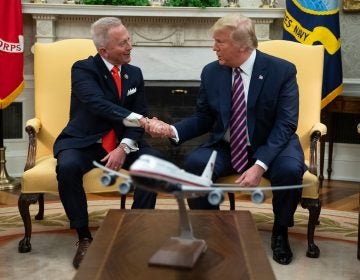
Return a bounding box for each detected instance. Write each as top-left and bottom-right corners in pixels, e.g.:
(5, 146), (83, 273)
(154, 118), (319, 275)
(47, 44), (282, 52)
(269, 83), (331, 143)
(283, 0), (343, 109)
(0, 0), (24, 109)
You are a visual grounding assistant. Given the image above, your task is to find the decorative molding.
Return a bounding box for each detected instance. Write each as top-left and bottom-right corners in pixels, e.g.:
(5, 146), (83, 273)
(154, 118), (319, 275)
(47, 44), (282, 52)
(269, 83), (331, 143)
(33, 15), (57, 42)
(132, 26), (184, 47)
(23, 4), (284, 44)
(343, 78), (360, 97)
(22, 4), (285, 18)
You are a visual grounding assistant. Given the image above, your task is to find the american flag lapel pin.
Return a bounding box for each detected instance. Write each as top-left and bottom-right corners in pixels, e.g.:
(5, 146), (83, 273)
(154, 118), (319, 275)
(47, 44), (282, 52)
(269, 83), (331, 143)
(259, 75), (263, 80)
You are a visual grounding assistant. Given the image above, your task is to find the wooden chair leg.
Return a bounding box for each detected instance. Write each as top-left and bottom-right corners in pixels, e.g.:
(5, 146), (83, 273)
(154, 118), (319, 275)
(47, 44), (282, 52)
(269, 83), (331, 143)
(18, 193), (42, 253)
(301, 197), (321, 258)
(35, 193), (44, 220)
(120, 194), (126, 209)
(228, 192), (235, 210)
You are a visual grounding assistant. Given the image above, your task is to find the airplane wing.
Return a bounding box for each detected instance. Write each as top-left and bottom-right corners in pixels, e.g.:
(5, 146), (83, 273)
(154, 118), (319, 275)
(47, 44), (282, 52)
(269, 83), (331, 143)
(93, 158), (310, 205)
(181, 183), (311, 205)
(92, 161), (130, 180)
(182, 183), (311, 192)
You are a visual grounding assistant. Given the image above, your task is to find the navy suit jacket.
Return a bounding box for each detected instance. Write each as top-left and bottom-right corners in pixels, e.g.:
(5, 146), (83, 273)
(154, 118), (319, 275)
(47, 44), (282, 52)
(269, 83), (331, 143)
(174, 50), (304, 167)
(54, 54), (147, 157)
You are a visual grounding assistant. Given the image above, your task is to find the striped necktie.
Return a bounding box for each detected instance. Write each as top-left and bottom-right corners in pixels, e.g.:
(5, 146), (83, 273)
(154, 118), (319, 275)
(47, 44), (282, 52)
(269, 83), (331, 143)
(102, 66), (122, 153)
(230, 67), (248, 173)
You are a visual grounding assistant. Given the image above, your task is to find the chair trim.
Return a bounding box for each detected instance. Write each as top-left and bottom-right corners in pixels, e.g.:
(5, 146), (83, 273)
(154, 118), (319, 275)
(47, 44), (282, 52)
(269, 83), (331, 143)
(24, 124), (38, 171)
(309, 129), (322, 176)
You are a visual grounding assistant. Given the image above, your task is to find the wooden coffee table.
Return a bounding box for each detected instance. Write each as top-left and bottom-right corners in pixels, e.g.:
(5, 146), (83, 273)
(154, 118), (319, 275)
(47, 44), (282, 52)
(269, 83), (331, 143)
(75, 209), (275, 280)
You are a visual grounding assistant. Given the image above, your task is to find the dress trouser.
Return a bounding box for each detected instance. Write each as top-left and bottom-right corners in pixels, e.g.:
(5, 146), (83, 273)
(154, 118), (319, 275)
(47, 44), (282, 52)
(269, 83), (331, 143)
(184, 141), (305, 227)
(56, 143), (162, 229)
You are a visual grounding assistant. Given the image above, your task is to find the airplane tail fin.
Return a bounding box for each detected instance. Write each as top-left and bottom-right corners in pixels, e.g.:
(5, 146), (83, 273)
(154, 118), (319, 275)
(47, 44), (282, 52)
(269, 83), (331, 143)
(201, 151), (217, 181)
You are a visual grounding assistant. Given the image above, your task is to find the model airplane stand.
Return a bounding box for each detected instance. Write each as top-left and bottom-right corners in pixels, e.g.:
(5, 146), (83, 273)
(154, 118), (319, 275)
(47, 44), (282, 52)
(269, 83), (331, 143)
(148, 192), (207, 268)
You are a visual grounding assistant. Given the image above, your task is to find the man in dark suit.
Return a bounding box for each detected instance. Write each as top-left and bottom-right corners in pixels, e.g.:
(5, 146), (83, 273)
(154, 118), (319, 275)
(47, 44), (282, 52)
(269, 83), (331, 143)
(53, 17), (162, 269)
(146, 14), (306, 265)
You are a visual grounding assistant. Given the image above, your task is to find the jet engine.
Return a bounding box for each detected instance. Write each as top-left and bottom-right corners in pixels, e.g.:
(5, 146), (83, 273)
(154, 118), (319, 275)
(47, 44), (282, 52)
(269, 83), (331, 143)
(119, 182), (132, 195)
(251, 189), (265, 204)
(207, 189), (224, 205)
(101, 174), (116, 186)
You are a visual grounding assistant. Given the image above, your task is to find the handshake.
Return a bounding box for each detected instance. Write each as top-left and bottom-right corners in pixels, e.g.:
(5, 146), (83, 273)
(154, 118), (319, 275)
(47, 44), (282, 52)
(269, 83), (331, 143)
(139, 117), (175, 138)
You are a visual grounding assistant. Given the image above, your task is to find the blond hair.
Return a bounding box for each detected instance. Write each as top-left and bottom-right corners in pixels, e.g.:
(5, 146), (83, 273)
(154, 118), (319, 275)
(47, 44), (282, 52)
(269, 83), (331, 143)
(211, 14), (258, 49)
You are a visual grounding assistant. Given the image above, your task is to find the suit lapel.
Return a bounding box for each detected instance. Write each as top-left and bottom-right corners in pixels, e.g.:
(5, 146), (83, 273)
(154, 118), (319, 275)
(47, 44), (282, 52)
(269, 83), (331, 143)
(247, 50), (268, 142)
(94, 54), (119, 100)
(219, 66), (233, 129)
(120, 64), (130, 103)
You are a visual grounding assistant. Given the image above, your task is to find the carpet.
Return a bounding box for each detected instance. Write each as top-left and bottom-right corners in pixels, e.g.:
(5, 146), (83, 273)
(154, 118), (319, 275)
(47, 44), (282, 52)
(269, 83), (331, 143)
(1, 198), (358, 242)
(0, 199), (359, 280)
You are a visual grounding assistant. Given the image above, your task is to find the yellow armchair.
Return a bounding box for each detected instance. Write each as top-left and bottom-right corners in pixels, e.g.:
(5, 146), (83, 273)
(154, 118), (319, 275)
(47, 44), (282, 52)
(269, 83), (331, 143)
(217, 40), (326, 258)
(18, 39), (127, 253)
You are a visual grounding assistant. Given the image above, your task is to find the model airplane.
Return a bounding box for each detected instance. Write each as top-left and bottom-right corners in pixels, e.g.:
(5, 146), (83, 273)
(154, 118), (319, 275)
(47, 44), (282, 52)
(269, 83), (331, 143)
(94, 152), (309, 268)
(93, 151), (308, 205)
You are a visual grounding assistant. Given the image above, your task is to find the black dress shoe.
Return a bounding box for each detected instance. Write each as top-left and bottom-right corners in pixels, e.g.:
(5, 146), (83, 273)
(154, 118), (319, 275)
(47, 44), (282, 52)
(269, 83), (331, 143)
(72, 238), (92, 269)
(271, 234), (293, 265)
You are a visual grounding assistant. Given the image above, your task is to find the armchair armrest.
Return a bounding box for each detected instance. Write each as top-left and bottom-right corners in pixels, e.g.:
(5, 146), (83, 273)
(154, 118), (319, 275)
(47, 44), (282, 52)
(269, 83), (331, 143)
(24, 118), (42, 171)
(310, 122), (327, 137)
(26, 118), (41, 133)
(308, 122), (327, 175)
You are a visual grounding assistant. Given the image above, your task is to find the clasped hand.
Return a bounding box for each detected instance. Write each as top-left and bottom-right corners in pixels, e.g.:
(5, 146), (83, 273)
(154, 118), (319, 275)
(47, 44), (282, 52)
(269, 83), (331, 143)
(141, 117), (174, 138)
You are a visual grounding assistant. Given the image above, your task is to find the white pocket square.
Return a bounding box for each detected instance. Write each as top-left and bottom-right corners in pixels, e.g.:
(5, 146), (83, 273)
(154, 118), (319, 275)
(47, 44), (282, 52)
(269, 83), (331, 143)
(127, 88), (137, 96)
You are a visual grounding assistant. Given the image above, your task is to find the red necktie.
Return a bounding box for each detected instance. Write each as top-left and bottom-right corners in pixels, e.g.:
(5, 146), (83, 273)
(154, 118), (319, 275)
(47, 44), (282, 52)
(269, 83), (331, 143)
(102, 66), (122, 153)
(230, 67), (248, 173)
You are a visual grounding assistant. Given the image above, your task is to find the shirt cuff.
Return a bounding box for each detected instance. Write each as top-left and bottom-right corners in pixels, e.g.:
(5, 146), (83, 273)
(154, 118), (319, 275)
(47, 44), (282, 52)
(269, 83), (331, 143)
(255, 160), (268, 172)
(170, 125), (179, 143)
(120, 138), (139, 152)
(122, 112), (143, 127)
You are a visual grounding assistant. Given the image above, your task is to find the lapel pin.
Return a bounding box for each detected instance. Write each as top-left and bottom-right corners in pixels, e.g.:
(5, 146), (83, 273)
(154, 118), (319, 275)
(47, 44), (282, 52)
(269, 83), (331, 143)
(124, 74), (129, 80)
(104, 75), (108, 79)
(259, 75), (263, 80)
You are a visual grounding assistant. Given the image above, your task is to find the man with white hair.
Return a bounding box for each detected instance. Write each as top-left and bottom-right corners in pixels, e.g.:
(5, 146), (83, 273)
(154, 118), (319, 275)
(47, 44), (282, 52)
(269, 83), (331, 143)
(54, 17), (163, 269)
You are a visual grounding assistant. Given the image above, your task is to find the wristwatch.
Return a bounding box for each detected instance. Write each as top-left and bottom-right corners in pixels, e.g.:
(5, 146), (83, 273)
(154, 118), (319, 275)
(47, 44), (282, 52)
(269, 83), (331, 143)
(119, 144), (131, 155)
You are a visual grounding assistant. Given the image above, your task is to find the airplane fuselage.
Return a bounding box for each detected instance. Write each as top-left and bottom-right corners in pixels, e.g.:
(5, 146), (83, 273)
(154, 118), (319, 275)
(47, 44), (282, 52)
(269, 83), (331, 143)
(129, 155), (213, 194)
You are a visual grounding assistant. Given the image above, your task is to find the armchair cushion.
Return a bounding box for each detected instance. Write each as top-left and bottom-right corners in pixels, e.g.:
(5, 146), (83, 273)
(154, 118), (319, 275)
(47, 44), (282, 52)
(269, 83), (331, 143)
(22, 156), (124, 194)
